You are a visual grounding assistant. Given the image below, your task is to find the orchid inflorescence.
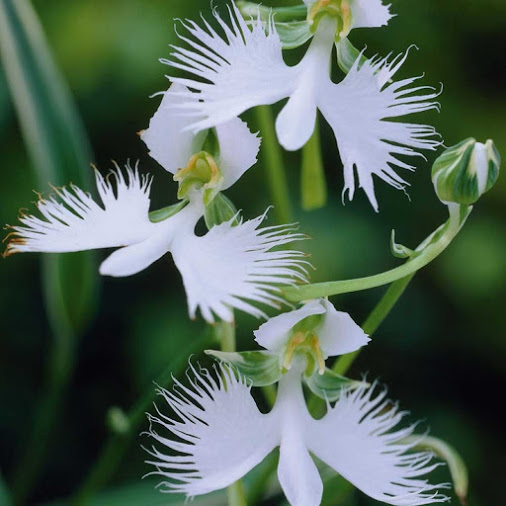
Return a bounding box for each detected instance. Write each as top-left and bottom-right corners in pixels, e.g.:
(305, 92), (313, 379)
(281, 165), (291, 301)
(4, 0), (501, 505)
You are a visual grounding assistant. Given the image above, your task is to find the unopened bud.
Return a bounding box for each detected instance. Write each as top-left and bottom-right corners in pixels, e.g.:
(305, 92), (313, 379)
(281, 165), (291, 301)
(432, 138), (500, 205)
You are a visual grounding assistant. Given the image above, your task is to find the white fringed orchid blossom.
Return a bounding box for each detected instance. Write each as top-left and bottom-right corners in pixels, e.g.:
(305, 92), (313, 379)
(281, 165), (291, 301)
(165, 4), (441, 210)
(145, 300), (449, 504)
(4, 86), (309, 323)
(145, 362), (449, 505)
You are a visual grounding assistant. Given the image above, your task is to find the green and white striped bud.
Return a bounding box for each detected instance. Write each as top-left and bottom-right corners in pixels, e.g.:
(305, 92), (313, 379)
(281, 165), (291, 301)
(432, 138), (500, 205)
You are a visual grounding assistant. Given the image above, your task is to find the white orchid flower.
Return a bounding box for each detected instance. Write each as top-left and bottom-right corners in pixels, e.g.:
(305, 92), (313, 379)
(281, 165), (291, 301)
(4, 85), (309, 323)
(145, 362), (449, 505)
(165, 3), (441, 210)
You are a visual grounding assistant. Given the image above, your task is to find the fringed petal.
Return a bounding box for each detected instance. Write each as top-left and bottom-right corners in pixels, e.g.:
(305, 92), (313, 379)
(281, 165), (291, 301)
(164, 3), (295, 131)
(318, 48), (442, 211)
(144, 362), (277, 497)
(351, 0), (394, 29)
(171, 211), (310, 323)
(307, 383), (451, 505)
(5, 163), (155, 255)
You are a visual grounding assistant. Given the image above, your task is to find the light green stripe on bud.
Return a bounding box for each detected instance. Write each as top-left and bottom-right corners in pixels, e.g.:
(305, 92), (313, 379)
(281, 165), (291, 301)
(432, 138), (501, 205)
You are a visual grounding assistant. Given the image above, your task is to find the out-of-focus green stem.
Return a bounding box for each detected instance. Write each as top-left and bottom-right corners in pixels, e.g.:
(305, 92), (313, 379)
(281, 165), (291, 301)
(301, 121), (327, 210)
(254, 106), (292, 224)
(217, 318), (248, 506)
(333, 274), (415, 376)
(0, 470), (13, 506)
(71, 329), (213, 506)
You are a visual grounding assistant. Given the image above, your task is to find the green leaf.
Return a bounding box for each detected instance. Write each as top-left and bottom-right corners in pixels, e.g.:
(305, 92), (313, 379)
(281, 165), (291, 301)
(204, 192), (239, 229)
(0, 0), (98, 333)
(335, 37), (367, 74)
(305, 368), (364, 401)
(301, 120), (327, 210)
(206, 350), (282, 386)
(404, 435), (469, 505)
(149, 199), (188, 223)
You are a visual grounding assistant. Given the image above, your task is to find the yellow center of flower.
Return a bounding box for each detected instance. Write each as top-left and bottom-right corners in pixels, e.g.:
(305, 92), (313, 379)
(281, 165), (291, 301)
(307, 0), (352, 39)
(282, 331), (326, 376)
(174, 151), (223, 203)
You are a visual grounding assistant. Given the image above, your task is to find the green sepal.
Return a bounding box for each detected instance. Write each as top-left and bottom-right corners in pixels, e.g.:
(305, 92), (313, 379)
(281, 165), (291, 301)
(204, 192), (239, 229)
(403, 435), (468, 504)
(305, 368), (365, 402)
(149, 199), (188, 223)
(336, 37), (367, 74)
(206, 350), (282, 387)
(390, 230), (414, 259)
(237, 1), (312, 49)
(432, 138), (501, 205)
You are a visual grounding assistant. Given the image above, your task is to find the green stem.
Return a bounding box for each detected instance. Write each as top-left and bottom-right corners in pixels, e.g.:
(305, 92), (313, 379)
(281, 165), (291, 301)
(71, 329), (213, 506)
(333, 274), (415, 376)
(301, 120), (327, 211)
(217, 318), (248, 506)
(284, 205), (465, 302)
(254, 106), (292, 224)
(0, 470), (13, 506)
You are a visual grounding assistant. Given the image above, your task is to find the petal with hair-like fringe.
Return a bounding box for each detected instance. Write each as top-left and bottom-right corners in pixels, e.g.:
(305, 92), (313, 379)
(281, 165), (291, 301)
(144, 363), (278, 497)
(171, 211), (310, 322)
(318, 49), (442, 211)
(307, 384), (451, 505)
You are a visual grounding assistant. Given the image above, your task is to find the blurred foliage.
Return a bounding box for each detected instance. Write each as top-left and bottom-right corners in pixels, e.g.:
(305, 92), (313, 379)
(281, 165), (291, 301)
(0, 0), (505, 505)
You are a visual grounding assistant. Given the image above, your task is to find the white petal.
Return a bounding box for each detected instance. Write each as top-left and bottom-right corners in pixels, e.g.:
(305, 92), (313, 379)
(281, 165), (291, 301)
(307, 384), (450, 505)
(141, 83), (207, 174)
(318, 49), (441, 211)
(216, 117), (261, 190)
(254, 300), (325, 352)
(351, 0), (394, 29)
(99, 194), (203, 278)
(171, 211), (310, 323)
(5, 164), (155, 255)
(164, 3), (295, 131)
(145, 362), (277, 497)
(317, 299), (370, 357)
(275, 370), (323, 506)
(275, 17), (335, 151)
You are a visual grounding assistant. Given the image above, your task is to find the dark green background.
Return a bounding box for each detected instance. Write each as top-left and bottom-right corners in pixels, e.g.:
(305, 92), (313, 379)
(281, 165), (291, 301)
(1, 0), (505, 504)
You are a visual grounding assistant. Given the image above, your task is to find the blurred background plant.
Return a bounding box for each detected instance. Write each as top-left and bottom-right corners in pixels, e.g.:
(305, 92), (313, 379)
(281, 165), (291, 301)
(0, 0), (505, 505)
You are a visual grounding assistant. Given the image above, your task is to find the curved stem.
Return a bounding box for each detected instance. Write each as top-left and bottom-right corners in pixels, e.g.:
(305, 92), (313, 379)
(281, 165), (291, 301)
(284, 205), (466, 302)
(254, 106), (292, 225)
(71, 329), (213, 506)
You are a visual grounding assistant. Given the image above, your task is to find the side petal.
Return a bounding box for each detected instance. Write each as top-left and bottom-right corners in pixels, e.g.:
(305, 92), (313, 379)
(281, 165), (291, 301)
(317, 299), (370, 357)
(5, 164), (155, 255)
(254, 300), (325, 352)
(351, 0), (394, 29)
(307, 384), (450, 505)
(216, 117), (261, 190)
(164, 3), (295, 131)
(141, 83), (207, 174)
(171, 212), (310, 323)
(318, 49), (441, 211)
(144, 362), (277, 497)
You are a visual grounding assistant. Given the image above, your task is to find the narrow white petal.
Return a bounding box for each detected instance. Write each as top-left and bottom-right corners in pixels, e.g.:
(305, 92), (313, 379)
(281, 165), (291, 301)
(274, 370), (323, 506)
(171, 211), (310, 323)
(351, 0), (394, 29)
(5, 164), (155, 255)
(165, 4), (295, 130)
(318, 49), (441, 211)
(275, 17), (335, 151)
(317, 299), (370, 357)
(145, 363), (277, 497)
(254, 300), (325, 352)
(216, 117), (261, 190)
(307, 384), (450, 505)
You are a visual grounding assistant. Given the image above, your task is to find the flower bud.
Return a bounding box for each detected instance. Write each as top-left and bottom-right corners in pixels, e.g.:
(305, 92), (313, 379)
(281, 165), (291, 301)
(432, 138), (500, 205)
